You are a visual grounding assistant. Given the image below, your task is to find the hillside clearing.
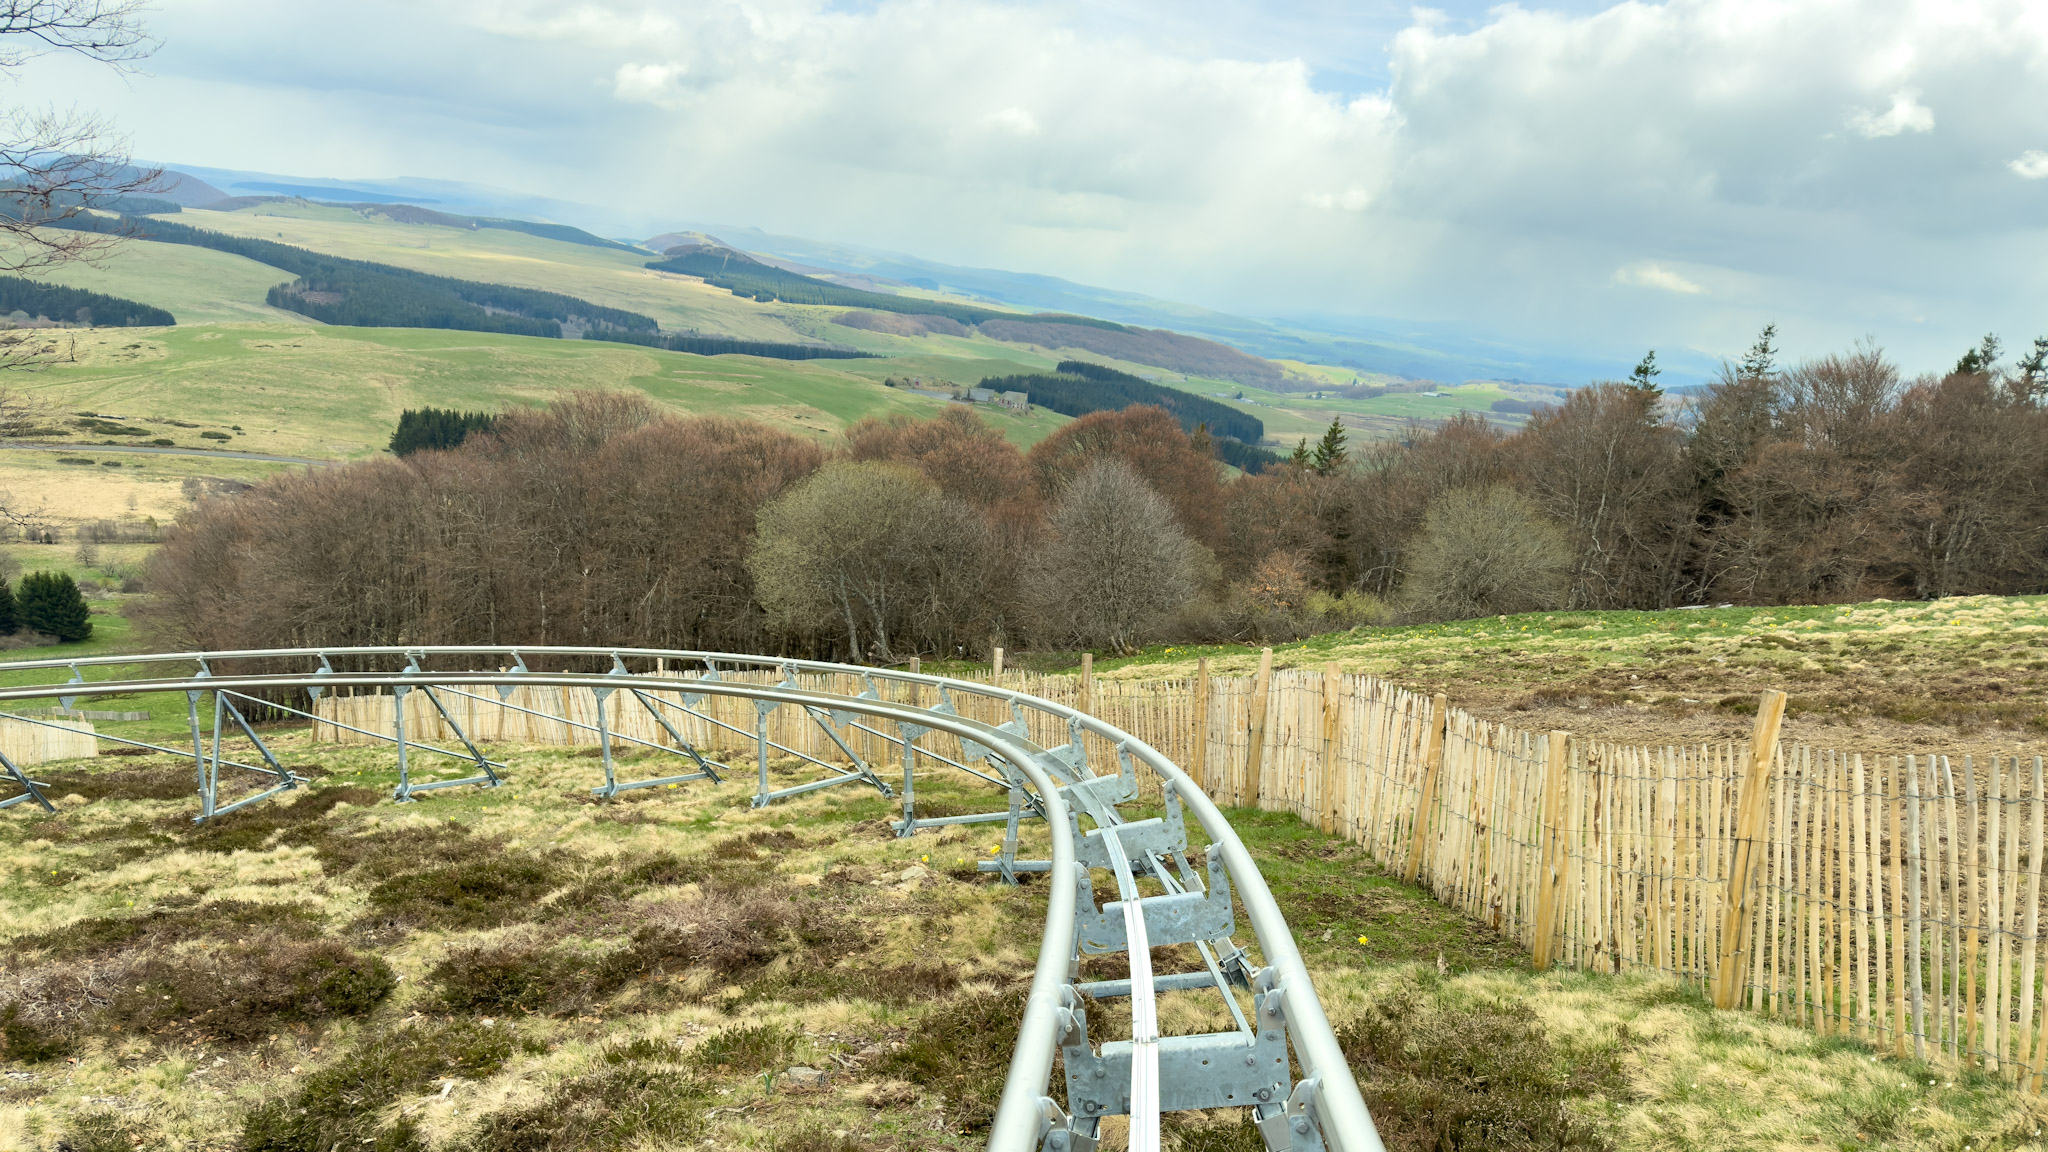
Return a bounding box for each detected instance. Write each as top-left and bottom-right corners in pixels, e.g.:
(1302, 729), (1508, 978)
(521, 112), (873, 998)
(1, 734), (2040, 1152)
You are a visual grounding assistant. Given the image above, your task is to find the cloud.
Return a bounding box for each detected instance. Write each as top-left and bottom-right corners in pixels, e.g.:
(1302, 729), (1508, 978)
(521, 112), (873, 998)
(1850, 90), (1935, 138)
(1615, 263), (1706, 295)
(41, 0), (2048, 375)
(613, 62), (686, 107)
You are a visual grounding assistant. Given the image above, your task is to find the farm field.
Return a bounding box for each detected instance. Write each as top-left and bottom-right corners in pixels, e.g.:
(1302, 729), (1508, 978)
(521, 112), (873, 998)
(1, 724), (2039, 1152)
(8, 324), (1066, 462)
(1059, 595), (2048, 762)
(25, 205), (1546, 466)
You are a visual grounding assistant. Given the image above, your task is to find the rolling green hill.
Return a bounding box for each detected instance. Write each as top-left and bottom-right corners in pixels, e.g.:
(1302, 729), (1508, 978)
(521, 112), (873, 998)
(20, 202), (1541, 465)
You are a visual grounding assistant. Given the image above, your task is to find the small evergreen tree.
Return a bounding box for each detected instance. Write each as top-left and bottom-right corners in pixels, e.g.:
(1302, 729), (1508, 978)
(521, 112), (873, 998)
(389, 408), (497, 457)
(1627, 350), (1662, 397)
(16, 572), (91, 641)
(1309, 417), (1348, 476)
(0, 577), (16, 635)
(1290, 438), (1311, 470)
(1739, 323), (1778, 381)
(1954, 333), (2002, 376)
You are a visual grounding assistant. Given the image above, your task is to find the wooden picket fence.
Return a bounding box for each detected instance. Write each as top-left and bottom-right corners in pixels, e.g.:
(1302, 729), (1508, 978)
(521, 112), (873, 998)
(0, 716), (96, 766)
(312, 656), (2047, 1084)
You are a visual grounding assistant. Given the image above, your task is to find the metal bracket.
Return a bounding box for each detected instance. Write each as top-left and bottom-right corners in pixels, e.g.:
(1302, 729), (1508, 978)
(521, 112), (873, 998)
(1058, 990), (1290, 1117)
(1076, 845), (1233, 953)
(0, 749), (53, 813)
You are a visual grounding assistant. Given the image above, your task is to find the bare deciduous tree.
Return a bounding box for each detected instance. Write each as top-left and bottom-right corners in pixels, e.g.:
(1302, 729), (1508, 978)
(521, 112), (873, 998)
(0, 1), (161, 276)
(1024, 458), (1206, 654)
(1400, 485), (1571, 620)
(747, 460), (996, 662)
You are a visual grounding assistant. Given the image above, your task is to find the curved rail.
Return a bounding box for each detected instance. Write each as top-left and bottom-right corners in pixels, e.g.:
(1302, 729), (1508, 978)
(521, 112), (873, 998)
(0, 648), (1383, 1152)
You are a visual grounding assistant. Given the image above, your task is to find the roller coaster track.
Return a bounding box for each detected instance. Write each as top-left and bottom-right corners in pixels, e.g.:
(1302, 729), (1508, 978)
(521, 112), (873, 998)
(0, 647), (1384, 1152)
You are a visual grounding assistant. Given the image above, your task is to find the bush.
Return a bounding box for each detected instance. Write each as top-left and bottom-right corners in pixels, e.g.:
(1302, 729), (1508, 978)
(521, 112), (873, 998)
(1336, 988), (1620, 1152)
(15, 571), (91, 640)
(0, 576), (16, 635)
(200, 430), (231, 441)
(242, 1020), (513, 1152)
(878, 987), (1027, 1133)
(1400, 486), (1571, 621)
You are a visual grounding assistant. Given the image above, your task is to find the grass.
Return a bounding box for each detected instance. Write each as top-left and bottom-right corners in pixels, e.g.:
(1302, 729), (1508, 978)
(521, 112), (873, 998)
(14, 322), (1067, 461)
(1075, 594), (2048, 758)
(3, 715), (2045, 1151)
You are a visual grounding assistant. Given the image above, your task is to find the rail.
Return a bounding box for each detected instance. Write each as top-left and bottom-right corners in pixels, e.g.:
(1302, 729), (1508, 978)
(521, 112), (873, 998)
(0, 647), (1383, 1152)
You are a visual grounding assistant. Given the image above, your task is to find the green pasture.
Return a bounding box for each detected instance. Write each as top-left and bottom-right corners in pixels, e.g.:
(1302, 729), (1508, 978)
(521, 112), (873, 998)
(14, 324), (1066, 460)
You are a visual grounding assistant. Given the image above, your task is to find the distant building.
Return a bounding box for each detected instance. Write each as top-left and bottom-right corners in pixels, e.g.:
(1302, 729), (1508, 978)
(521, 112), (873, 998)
(1000, 391), (1028, 410)
(967, 387), (997, 403)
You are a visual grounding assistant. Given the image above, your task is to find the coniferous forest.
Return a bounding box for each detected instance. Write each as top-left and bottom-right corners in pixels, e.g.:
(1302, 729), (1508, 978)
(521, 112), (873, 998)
(55, 214), (658, 338)
(0, 275), (174, 327)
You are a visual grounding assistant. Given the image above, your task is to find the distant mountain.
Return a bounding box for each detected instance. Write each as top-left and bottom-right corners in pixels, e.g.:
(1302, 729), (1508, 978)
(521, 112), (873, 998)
(154, 163), (1659, 387)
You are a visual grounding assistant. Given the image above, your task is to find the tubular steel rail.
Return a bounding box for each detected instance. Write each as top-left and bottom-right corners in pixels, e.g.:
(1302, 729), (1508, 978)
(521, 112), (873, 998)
(0, 647), (1384, 1152)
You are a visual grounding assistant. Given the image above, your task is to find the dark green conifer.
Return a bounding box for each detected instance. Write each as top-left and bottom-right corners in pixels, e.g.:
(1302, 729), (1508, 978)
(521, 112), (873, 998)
(16, 572), (91, 642)
(0, 577), (16, 635)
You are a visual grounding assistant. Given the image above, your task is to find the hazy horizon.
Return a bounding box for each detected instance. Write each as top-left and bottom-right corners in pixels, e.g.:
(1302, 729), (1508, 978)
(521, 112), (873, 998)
(29, 0), (2048, 381)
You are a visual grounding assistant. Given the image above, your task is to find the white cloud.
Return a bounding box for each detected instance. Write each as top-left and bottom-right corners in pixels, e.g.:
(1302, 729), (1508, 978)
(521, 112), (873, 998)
(1615, 263), (1707, 295)
(613, 62), (686, 107)
(41, 0), (2048, 373)
(982, 107), (1042, 137)
(1850, 90), (1935, 138)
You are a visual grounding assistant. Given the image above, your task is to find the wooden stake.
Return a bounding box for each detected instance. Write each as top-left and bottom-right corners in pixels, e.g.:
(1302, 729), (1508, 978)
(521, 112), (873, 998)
(1079, 653), (1093, 715)
(1193, 657), (1211, 796)
(1889, 758), (1908, 1056)
(1318, 664), (1342, 833)
(1908, 754), (1927, 1060)
(1965, 757), (1983, 1060)
(1713, 690), (1787, 1010)
(1404, 692), (1451, 884)
(991, 646), (1004, 684)
(1244, 647), (1274, 808)
(2017, 757), (2044, 1084)
(1532, 729), (1570, 971)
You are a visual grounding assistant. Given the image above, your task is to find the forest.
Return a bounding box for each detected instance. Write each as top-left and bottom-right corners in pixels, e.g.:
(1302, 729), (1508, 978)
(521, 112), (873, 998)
(983, 359), (1266, 445)
(142, 330), (2048, 663)
(581, 329), (875, 360)
(646, 245), (1124, 330)
(0, 275), (174, 327)
(55, 213), (659, 338)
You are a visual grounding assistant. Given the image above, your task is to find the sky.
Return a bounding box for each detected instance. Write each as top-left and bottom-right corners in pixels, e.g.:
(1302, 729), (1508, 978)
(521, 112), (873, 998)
(18, 0), (2048, 378)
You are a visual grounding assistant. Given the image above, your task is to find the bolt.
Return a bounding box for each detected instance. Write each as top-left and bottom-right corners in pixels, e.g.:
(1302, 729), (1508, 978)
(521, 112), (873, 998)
(1245, 1054), (1257, 1067)
(1255, 1087), (1273, 1102)
(1093, 1066), (1106, 1079)
(1294, 1117), (1311, 1135)
(1050, 1133), (1069, 1150)
(1083, 1100), (1099, 1114)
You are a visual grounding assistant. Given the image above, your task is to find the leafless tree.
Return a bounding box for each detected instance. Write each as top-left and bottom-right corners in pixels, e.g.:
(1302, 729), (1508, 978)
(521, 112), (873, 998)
(1024, 458), (1206, 654)
(0, 1), (161, 276)
(1399, 485), (1571, 620)
(747, 460), (997, 662)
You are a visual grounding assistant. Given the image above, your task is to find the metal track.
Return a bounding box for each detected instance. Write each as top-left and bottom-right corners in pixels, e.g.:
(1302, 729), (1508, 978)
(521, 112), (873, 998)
(0, 647), (1384, 1152)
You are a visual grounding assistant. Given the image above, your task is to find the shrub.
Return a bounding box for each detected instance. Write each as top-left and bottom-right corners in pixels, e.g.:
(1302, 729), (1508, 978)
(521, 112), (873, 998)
(0, 1001), (70, 1062)
(1335, 988), (1620, 1152)
(451, 1063), (704, 1151)
(0, 576), (15, 634)
(690, 1023), (795, 1074)
(200, 430), (231, 440)
(242, 1021), (513, 1152)
(1400, 486), (1571, 621)
(365, 852), (563, 929)
(15, 571), (91, 640)
(106, 937), (396, 1040)
(878, 987), (1028, 1133)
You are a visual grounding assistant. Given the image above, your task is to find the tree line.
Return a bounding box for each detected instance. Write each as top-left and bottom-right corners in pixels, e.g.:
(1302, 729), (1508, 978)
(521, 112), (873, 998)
(581, 329), (874, 360)
(55, 214), (659, 338)
(0, 275), (173, 327)
(142, 330), (2048, 662)
(983, 360), (1266, 445)
(389, 408), (498, 457)
(646, 245), (1126, 331)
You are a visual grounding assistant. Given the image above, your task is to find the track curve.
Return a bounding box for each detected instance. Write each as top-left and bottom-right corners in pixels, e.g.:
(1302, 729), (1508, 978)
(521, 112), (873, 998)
(0, 647), (1383, 1152)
